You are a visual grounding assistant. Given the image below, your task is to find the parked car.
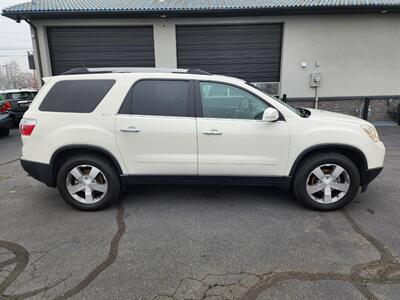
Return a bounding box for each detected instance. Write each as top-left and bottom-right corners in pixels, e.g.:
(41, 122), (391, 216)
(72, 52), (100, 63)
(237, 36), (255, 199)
(0, 112), (13, 136)
(19, 68), (385, 211)
(0, 89), (38, 126)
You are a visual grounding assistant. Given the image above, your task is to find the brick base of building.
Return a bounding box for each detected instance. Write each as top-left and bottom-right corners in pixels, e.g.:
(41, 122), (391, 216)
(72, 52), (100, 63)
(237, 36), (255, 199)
(287, 98), (400, 122)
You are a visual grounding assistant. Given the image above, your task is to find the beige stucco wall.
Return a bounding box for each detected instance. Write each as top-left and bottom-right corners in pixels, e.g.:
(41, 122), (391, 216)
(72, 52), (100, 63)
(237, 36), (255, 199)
(31, 13), (400, 98)
(281, 14), (400, 98)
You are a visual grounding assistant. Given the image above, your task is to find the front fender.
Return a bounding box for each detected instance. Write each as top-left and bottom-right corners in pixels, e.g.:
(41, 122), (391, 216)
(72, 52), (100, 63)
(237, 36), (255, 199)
(285, 119), (382, 175)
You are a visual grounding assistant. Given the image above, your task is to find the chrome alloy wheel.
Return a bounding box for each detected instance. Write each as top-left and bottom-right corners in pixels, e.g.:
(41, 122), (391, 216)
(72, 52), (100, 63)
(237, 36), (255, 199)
(306, 164), (350, 204)
(66, 165), (108, 204)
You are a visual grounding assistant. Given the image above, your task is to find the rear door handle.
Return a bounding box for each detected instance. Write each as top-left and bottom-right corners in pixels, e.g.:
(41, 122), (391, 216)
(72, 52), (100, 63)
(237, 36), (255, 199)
(202, 129), (223, 136)
(120, 126), (141, 133)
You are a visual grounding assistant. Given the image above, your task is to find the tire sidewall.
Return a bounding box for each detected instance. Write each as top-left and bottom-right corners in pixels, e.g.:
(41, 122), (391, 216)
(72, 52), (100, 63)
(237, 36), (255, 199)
(294, 154), (360, 210)
(57, 155), (120, 211)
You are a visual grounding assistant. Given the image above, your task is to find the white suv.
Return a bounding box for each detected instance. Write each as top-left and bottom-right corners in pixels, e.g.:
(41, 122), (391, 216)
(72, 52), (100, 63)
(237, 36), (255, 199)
(19, 68), (385, 211)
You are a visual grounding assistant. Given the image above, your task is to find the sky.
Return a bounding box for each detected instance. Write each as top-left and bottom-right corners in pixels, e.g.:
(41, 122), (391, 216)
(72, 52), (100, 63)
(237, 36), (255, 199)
(0, 0), (32, 71)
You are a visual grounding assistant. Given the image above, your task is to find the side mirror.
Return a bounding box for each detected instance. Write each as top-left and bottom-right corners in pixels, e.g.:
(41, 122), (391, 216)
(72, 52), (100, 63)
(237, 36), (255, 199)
(262, 107), (279, 122)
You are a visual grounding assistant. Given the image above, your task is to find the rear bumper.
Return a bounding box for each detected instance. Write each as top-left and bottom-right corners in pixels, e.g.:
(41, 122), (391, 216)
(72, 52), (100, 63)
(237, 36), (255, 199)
(0, 114), (13, 129)
(360, 167), (383, 192)
(9, 111), (25, 125)
(20, 159), (56, 187)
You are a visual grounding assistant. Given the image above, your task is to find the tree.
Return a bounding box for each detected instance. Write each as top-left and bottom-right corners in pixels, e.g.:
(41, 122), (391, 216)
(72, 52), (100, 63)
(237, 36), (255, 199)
(0, 60), (36, 89)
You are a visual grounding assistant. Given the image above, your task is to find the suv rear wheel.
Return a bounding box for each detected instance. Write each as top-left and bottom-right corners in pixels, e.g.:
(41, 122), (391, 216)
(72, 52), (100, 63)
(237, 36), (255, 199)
(56, 155), (121, 211)
(293, 152), (360, 210)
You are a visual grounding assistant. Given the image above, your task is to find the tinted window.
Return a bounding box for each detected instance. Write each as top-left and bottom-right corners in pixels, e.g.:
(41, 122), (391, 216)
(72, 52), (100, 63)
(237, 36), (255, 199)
(7, 92), (37, 100)
(39, 80), (115, 113)
(200, 82), (268, 120)
(131, 80), (191, 117)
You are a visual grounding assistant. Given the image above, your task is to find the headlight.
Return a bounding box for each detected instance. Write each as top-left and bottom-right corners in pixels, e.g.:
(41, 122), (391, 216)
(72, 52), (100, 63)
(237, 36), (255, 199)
(361, 124), (380, 143)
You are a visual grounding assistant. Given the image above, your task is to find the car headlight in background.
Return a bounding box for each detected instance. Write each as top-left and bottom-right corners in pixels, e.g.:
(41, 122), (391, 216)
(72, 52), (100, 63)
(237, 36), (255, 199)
(361, 124), (380, 143)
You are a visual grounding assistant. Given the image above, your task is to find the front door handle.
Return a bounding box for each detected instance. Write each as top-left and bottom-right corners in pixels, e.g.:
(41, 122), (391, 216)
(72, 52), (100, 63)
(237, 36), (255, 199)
(202, 129), (223, 136)
(120, 126), (141, 133)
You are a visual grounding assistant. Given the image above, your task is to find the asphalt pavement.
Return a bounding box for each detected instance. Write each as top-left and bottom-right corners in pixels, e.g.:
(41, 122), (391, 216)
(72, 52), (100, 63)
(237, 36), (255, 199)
(0, 127), (399, 300)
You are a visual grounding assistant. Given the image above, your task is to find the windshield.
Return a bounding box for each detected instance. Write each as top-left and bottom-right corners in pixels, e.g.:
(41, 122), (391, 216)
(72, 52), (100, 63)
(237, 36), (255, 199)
(245, 82), (302, 116)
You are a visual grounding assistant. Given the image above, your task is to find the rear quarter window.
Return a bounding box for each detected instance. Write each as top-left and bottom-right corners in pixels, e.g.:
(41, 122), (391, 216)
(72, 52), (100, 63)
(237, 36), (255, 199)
(39, 80), (115, 113)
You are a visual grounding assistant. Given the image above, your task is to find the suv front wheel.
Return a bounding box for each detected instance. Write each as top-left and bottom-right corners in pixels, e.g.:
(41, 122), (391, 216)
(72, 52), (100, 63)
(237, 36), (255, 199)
(56, 155), (121, 211)
(293, 152), (360, 210)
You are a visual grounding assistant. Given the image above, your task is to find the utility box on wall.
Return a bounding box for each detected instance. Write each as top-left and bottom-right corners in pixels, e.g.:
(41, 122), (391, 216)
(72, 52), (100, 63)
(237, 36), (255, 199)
(310, 72), (322, 87)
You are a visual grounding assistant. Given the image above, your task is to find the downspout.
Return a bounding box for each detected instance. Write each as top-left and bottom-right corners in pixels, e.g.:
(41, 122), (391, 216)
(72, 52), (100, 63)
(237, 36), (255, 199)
(23, 18), (44, 86)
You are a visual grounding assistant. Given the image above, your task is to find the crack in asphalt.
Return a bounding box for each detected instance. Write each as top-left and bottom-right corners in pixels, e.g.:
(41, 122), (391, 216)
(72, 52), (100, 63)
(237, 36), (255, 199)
(0, 159), (20, 168)
(1, 200), (399, 299)
(0, 203), (126, 300)
(243, 210), (400, 299)
(53, 203), (126, 300)
(0, 240), (64, 300)
(153, 209), (400, 300)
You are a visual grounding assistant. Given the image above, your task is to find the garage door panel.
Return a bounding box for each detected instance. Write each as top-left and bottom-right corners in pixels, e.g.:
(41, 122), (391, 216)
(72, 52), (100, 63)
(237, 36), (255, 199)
(179, 60), (281, 69)
(177, 38), (282, 47)
(54, 55), (155, 62)
(48, 37), (154, 47)
(182, 66), (280, 82)
(49, 49), (155, 57)
(177, 33), (282, 43)
(177, 24), (282, 83)
(50, 45), (155, 51)
(184, 63), (281, 73)
(178, 50), (281, 60)
(55, 60), (155, 70)
(47, 26), (155, 75)
(50, 47), (155, 55)
(179, 24), (282, 34)
(178, 43), (282, 52)
(48, 27), (154, 36)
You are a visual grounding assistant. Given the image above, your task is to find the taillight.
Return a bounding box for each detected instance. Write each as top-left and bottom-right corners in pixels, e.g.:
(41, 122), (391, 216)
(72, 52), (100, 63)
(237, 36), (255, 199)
(0, 101), (11, 113)
(19, 118), (37, 136)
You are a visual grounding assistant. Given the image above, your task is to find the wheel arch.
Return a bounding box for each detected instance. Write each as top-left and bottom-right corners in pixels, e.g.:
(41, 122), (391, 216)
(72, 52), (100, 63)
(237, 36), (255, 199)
(289, 144), (368, 179)
(51, 145), (124, 177)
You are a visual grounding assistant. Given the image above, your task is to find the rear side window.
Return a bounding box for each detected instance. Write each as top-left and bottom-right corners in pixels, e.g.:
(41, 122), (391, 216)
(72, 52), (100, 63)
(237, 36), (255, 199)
(39, 80), (115, 113)
(126, 80), (192, 117)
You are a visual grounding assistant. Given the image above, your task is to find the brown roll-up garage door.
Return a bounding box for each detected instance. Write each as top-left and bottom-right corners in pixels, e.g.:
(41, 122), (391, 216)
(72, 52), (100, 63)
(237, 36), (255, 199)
(176, 24), (282, 83)
(47, 26), (155, 75)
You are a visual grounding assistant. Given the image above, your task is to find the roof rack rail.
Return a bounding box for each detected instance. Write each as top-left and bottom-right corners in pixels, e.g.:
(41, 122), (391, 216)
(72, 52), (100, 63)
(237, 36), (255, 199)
(62, 68), (112, 75)
(61, 67), (211, 76)
(183, 69), (211, 75)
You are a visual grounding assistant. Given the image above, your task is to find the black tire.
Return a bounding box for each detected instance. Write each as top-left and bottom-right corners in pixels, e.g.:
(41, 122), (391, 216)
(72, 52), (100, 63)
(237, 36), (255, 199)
(293, 152), (360, 211)
(0, 128), (10, 137)
(56, 154), (121, 211)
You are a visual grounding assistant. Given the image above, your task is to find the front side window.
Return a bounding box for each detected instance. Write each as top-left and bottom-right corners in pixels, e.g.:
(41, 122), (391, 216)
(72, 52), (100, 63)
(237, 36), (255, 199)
(246, 82), (302, 117)
(200, 82), (268, 120)
(39, 80), (115, 113)
(131, 80), (191, 117)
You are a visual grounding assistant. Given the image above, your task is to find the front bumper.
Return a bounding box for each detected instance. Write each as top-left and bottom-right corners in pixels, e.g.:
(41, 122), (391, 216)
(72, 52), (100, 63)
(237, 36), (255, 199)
(20, 159), (56, 187)
(360, 167), (383, 192)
